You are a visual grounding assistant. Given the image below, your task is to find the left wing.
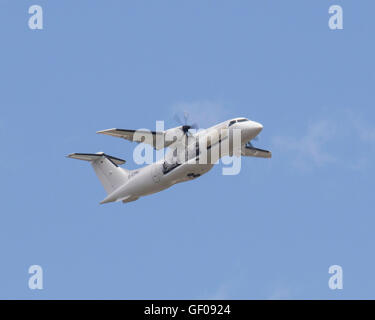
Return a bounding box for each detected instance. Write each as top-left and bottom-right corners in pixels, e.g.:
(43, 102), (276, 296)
(241, 144), (272, 158)
(97, 128), (177, 150)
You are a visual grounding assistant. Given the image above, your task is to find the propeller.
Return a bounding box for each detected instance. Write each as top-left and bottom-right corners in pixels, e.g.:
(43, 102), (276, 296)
(173, 111), (199, 136)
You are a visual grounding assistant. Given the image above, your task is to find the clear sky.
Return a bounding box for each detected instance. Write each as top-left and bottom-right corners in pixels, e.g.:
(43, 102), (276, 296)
(1, 0), (374, 299)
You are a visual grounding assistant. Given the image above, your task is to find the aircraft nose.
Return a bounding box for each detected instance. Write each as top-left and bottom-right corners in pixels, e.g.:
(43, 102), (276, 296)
(240, 120), (263, 141)
(252, 121), (263, 134)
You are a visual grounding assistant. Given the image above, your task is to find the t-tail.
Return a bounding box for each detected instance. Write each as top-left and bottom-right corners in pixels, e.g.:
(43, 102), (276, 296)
(67, 152), (131, 204)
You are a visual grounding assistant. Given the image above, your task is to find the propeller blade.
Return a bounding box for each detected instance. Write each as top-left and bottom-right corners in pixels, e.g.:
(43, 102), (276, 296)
(173, 111), (199, 135)
(173, 114), (184, 126)
(190, 122), (199, 130)
(183, 111), (189, 125)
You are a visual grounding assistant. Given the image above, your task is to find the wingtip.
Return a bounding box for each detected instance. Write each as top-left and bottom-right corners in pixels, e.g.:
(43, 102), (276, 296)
(96, 128), (116, 134)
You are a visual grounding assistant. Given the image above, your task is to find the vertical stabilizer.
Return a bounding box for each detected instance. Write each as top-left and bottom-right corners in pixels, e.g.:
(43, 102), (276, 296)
(67, 152), (129, 194)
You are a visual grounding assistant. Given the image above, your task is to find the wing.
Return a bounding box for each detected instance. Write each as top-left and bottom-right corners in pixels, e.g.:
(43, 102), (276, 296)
(241, 144), (272, 158)
(97, 128), (177, 150)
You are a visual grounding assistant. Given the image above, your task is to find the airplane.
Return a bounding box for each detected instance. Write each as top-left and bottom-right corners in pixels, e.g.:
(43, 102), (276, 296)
(67, 117), (271, 204)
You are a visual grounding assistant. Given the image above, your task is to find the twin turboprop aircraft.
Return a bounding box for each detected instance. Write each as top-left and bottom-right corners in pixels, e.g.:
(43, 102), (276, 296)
(68, 117), (271, 204)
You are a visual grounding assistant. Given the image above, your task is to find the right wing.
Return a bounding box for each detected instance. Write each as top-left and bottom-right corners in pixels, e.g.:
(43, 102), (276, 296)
(97, 128), (177, 150)
(241, 144), (272, 158)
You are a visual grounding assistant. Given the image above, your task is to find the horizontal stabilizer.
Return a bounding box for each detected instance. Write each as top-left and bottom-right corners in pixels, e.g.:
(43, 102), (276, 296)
(67, 152), (126, 165)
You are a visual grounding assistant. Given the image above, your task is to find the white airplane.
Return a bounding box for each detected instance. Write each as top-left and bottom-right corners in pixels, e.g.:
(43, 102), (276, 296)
(68, 117), (271, 204)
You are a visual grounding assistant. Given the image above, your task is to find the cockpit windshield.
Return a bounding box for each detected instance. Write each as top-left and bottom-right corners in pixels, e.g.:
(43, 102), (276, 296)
(228, 118), (248, 127)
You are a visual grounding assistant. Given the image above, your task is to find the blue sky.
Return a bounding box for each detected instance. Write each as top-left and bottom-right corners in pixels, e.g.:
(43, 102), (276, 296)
(1, 0), (374, 299)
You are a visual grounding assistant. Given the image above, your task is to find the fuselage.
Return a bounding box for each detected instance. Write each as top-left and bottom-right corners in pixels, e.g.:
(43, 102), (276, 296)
(101, 117), (263, 204)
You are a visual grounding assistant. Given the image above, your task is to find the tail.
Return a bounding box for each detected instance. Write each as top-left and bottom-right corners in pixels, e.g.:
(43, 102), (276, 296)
(67, 152), (129, 195)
